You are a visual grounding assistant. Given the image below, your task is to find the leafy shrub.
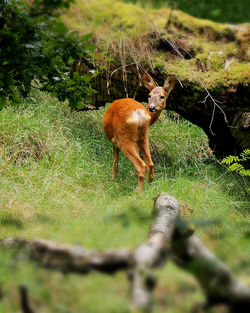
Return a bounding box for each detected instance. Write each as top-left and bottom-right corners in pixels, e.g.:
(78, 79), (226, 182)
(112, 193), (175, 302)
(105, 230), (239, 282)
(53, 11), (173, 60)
(221, 149), (250, 177)
(0, 0), (98, 109)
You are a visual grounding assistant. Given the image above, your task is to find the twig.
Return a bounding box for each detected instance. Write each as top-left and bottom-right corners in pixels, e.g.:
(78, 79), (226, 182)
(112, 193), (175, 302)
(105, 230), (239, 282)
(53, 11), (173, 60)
(19, 285), (34, 313)
(164, 38), (229, 136)
(110, 54), (146, 78)
(176, 77), (184, 88)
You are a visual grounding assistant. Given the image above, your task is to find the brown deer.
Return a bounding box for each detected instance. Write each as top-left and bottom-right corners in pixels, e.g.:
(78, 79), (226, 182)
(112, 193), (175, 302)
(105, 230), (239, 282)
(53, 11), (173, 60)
(102, 73), (175, 193)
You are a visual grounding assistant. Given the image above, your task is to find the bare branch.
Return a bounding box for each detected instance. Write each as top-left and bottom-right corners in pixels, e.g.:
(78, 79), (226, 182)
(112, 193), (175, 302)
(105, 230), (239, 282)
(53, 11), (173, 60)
(164, 38), (229, 135)
(19, 285), (35, 313)
(172, 234), (250, 312)
(130, 193), (180, 312)
(110, 54), (145, 78)
(1, 237), (132, 275)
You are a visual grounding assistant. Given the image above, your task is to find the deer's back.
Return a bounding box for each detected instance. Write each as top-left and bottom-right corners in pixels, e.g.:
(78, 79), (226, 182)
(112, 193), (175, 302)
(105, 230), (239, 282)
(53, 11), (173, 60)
(102, 98), (150, 144)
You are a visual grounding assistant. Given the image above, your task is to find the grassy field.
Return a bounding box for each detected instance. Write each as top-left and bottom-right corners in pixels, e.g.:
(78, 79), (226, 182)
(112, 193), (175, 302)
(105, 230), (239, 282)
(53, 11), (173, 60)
(0, 89), (249, 313)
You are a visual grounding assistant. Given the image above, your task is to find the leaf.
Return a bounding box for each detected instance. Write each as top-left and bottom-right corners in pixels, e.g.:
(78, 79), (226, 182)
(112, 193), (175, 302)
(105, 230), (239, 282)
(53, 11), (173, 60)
(73, 72), (80, 82)
(84, 43), (97, 53)
(81, 33), (94, 42)
(68, 57), (74, 65)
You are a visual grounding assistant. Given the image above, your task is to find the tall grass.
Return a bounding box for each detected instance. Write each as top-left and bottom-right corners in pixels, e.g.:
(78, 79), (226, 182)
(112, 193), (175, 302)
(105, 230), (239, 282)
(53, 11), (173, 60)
(0, 89), (249, 313)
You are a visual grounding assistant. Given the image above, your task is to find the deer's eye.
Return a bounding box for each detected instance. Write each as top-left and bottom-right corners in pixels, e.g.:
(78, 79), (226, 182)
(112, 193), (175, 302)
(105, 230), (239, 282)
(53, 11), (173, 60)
(160, 96), (165, 100)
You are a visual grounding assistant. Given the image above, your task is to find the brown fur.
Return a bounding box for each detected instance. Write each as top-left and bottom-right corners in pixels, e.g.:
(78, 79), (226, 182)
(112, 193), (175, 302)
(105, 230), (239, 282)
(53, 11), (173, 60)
(102, 73), (175, 193)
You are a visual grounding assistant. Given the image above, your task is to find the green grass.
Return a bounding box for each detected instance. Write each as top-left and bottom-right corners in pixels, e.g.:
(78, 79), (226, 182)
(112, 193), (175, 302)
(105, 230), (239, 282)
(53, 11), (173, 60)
(0, 89), (249, 313)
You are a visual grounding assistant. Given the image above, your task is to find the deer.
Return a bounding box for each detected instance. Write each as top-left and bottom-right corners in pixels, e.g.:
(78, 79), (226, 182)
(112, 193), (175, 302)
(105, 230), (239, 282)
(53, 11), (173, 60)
(102, 73), (175, 193)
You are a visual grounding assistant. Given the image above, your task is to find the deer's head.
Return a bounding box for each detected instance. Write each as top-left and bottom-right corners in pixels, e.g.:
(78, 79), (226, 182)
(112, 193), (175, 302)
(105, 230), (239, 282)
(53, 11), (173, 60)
(142, 73), (175, 112)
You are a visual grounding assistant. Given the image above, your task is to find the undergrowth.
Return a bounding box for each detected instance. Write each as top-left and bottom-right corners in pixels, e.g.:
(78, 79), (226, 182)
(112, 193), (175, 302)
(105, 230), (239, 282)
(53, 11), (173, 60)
(0, 89), (249, 313)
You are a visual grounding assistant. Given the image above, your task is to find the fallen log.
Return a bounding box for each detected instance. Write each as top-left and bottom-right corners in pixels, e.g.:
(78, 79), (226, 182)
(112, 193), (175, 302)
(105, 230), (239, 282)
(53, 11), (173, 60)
(172, 233), (250, 312)
(1, 193), (250, 312)
(1, 237), (132, 275)
(130, 193), (180, 312)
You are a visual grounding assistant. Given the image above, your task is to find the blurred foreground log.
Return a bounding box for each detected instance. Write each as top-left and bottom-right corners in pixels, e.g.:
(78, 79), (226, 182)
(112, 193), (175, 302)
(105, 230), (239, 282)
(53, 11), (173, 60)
(2, 237), (132, 275)
(130, 194), (180, 312)
(19, 285), (34, 313)
(1, 193), (250, 312)
(172, 234), (250, 312)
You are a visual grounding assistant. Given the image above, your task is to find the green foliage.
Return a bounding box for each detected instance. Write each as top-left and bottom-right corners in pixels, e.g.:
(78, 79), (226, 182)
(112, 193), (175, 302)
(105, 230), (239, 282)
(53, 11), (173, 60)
(173, 0), (250, 23)
(0, 0), (98, 109)
(29, 0), (73, 16)
(221, 149), (250, 177)
(38, 28), (98, 109)
(123, 0), (250, 23)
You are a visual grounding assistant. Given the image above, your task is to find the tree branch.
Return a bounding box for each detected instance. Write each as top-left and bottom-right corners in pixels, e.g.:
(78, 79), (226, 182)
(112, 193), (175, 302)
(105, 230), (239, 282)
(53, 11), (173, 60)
(19, 285), (35, 313)
(1, 237), (132, 275)
(130, 193), (180, 312)
(172, 234), (250, 312)
(164, 38), (228, 136)
(1, 193), (249, 312)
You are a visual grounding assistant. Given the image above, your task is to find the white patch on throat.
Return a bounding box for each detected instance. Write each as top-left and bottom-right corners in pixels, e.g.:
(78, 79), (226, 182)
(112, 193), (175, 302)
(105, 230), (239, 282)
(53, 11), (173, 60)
(126, 109), (150, 126)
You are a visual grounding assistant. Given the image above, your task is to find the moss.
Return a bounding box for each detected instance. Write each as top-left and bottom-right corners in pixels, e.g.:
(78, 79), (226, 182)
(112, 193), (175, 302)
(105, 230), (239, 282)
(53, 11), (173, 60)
(236, 25), (250, 61)
(63, 0), (250, 89)
(170, 9), (235, 40)
(62, 0), (161, 38)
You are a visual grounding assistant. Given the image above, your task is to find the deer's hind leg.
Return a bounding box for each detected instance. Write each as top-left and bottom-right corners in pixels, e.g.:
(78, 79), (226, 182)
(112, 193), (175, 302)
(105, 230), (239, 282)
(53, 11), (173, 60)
(139, 135), (154, 183)
(119, 140), (146, 193)
(112, 145), (119, 179)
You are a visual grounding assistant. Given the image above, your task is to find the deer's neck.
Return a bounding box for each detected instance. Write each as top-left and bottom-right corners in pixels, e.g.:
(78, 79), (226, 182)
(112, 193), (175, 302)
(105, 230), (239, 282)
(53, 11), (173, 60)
(146, 107), (162, 126)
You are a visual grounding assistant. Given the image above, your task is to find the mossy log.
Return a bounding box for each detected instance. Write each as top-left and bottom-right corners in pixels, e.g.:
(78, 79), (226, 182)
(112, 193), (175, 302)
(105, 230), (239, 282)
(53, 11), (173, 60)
(63, 0), (250, 157)
(91, 70), (249, 157)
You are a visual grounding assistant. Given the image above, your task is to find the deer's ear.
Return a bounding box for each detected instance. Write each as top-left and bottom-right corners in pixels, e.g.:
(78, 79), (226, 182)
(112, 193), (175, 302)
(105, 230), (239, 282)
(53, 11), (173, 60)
(163, 75), (175, 93)
(142, 73), (157, 91)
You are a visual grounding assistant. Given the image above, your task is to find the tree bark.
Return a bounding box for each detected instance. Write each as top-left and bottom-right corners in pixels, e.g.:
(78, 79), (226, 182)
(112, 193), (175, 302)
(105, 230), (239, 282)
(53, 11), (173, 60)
(130, 193), (180, 312)
(172, 234), (250, 313)
(19, 285), (35, 313)
(1, 237), (132, 275)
